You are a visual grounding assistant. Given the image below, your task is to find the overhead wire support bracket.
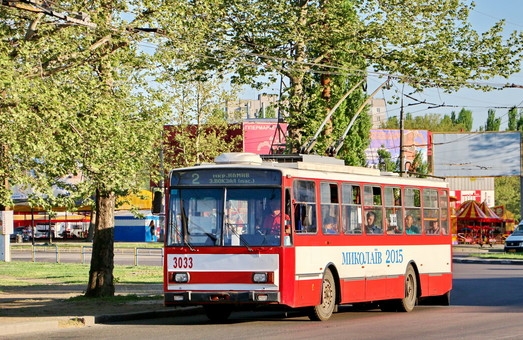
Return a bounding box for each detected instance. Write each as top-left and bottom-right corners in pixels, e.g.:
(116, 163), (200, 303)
(326, 78), (391, 157)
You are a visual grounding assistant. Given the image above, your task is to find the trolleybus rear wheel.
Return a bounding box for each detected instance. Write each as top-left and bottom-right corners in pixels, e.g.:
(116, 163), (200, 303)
(380, 264), (417, 312)
(308, 269), (336, 321)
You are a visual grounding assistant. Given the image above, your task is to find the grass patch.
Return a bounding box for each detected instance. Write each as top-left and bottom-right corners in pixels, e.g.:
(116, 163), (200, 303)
(0, 262), (162, 288)
(114, 266), (162, 284)
(474, 253), (523, 260)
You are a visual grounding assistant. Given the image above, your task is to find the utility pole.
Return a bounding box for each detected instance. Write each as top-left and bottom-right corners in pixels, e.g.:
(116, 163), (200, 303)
(399, 85), (405, 177)
(0, 144), (13, 261)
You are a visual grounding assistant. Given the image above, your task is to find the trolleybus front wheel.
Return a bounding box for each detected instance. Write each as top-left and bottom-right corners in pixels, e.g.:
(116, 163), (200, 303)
(308, 269), (336, 321)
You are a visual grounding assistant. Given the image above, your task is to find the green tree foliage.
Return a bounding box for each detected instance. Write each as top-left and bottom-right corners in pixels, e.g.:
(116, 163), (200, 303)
(507, 107), (518, 131)
(261, 105), (277, 119)
(495, 177), (520, 222)
(376, 146), (396, 172)
(439, 114), (460, 132)
(380, 115), (399, 129)
(483, 109), (501, 131)
(302, 74), (370, 165)
(408, 151), (428, 177)
(0, 2), (165, 297)
(456, 108), (473, 132)
(148, 0), (523, 159)
(381, 110), (472, 132)
(507, 107), (523, 132)
(404, 113), (444, 131)
(159, 78), (243, 168)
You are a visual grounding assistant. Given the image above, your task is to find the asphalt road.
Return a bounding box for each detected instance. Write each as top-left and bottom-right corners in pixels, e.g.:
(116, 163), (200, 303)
(3, 261), (523, 340)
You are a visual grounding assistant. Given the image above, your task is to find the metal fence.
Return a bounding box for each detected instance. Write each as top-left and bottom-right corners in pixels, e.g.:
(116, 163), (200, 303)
(11, 244), (163, 266)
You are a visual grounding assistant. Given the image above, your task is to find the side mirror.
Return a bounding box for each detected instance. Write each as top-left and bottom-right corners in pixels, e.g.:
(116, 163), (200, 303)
(152, 191), (163, 214)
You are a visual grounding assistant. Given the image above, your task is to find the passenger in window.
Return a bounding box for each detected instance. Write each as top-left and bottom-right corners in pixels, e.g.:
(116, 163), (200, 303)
(261, 199), (290, 236)
(405, 215), (420, 234)
(386, 218), (402, 234)
(427, 220), (444, 235)
(365, 211), (383, 234)
(323, 216), (338, 234)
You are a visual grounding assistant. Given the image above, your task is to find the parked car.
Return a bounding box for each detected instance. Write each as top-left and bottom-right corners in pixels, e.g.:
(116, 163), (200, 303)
(33, 224), (58, 239)
(33, 229), (53, 239)
(10, 227), (31, 242)
(504, 221), (523, 252)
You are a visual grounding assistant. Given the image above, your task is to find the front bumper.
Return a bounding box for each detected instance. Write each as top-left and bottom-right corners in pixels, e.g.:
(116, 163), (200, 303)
(164, 291), (280, 306)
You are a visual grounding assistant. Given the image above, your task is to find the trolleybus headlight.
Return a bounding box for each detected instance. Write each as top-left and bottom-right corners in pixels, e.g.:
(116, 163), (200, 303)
(173, 272), (190, 283)
(253, 272), (268, 283)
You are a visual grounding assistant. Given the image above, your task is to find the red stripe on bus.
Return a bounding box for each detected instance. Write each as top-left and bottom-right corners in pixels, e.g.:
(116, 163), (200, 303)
(170, 271), (273, 284)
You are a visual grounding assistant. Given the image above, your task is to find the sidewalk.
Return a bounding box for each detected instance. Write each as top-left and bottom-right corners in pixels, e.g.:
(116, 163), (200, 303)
(1, 244), (519, 337)
(453, 243), (523, 264)
(0, 283), (202, 338)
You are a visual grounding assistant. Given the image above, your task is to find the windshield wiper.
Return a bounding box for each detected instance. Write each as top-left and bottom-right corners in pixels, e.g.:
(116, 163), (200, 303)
(181, 208), (196, 251)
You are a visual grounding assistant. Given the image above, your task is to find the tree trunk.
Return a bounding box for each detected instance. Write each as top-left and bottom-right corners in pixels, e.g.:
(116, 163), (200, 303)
(321, 73), (334, 147)
(85, 189), (115, 297)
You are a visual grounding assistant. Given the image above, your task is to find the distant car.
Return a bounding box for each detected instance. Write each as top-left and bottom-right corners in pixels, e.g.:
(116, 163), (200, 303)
(10, 227), (31, 242)
(33, 230), (51, 239)
(504, 221), (523, 252)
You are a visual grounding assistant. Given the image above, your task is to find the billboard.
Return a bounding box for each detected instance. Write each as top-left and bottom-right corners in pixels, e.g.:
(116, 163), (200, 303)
(433, 132), (521, 177)
(366, 129), (428, 167)
(243, 121), (288, 154)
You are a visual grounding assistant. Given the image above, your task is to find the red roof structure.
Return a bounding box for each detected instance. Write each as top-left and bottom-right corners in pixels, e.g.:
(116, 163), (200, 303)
(455, 200), (500, 223)
(478, 201), (501, 221)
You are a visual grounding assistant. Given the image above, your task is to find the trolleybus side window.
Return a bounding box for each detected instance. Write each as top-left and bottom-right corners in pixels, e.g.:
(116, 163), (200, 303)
(439, 190), (449, 235)
(294, 180), (317, 233)
(363, 185), (383, 234)
(385, 186), (403, 234)
(321, 182), (340, 235)
(405, 188), (421, 234)
(423, 189), (439, 235)
(341, 184), (362, 234)
(284, 188), (292, 244)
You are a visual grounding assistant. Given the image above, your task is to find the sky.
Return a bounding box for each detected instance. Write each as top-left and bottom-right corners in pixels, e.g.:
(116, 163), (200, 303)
(369, 0), (523, 131)
(243, 0), (523, 131)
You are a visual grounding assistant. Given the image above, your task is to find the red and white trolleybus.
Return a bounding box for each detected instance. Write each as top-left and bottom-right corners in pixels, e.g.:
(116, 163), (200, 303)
(159, 152), (452, 321)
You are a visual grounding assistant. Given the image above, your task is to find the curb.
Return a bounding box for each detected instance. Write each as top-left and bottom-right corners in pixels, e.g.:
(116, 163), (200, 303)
(1, 307), (204, 337)
(94, 306), (203, 324)
(453, 257), (523, 265)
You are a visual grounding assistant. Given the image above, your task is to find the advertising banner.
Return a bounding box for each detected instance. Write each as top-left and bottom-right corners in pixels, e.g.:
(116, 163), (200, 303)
(243, 121), (288, 154)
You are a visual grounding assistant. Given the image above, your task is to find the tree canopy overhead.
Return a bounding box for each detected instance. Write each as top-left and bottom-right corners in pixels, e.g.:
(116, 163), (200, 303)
(0, 1), (167, 297)
(144, 0), (523, 153)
